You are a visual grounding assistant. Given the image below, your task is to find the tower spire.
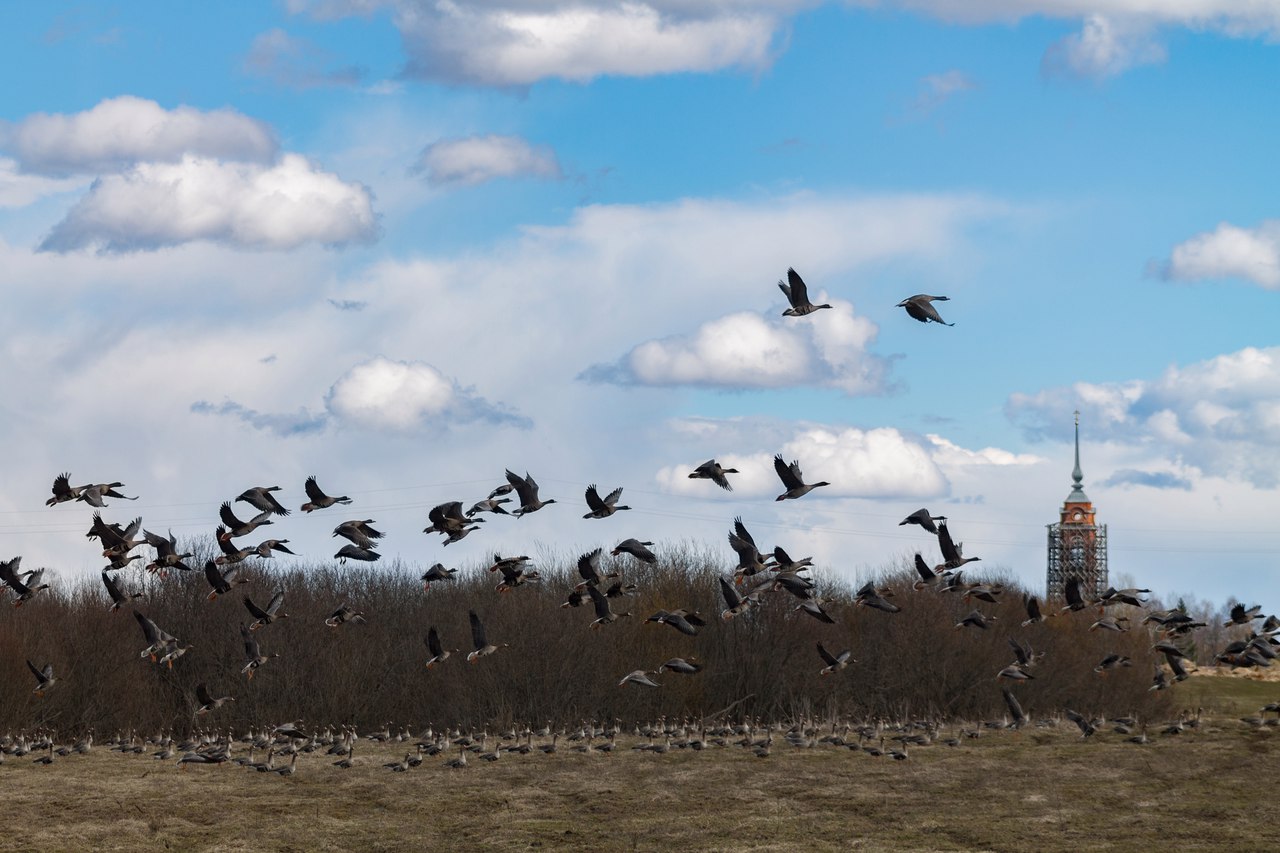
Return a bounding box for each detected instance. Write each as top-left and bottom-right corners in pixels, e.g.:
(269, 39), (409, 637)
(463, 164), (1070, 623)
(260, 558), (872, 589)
(1067, 409), (1088, 503)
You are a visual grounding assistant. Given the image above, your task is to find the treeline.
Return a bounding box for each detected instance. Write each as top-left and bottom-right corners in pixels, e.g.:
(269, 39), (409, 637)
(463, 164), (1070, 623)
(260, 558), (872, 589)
(0, 542), (1177, 735)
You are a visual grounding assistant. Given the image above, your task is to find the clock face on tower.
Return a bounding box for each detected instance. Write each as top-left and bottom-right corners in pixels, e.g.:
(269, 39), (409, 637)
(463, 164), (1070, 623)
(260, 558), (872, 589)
(1071, 510), (1083, 521)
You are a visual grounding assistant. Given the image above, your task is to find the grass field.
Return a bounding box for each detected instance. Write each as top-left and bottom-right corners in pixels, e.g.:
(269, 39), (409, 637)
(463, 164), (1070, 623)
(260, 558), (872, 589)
(5, 676), (1279, 852)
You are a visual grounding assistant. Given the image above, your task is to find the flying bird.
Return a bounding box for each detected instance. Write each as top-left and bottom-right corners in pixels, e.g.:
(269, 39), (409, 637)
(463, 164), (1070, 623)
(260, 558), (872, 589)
(300, 476), (352, 512)
(773, 454), (829, 501)
(778, 268), (832, 317)
(583, 484), (631, 519)
(896, 294), (953, 326)
(817, 643), (853, 676)
(899, 508), (946, 535)
(236, 486), (290, 517)
(504, 470), (556, 517)
(687, 459), (738, 491)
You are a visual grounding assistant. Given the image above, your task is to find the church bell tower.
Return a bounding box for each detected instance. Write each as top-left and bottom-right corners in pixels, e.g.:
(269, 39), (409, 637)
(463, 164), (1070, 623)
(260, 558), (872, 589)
(1046, 412), (1108, 599)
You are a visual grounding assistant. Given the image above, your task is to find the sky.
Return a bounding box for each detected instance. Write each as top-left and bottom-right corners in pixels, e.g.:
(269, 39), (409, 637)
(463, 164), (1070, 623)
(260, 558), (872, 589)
(1, 0), (1278, 609)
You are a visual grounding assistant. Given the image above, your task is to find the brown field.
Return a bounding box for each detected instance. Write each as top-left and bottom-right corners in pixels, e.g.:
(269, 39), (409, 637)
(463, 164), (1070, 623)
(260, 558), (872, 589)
(5, 675), (1279, 853)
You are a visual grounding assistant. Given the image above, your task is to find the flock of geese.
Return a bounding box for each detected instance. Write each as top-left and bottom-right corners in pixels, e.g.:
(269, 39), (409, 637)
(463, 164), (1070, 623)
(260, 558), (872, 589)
(4, 271), (1274, 773)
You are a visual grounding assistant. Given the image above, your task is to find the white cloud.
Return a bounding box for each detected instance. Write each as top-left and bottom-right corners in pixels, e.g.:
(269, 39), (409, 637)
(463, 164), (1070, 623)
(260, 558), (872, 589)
(1041, 14), (1166, 79)
(243, 28), (366, 89)
(1007, 346), (1280, 487)
(39, 154), (377, 253)
(417, 134), (561, 186)
(0, 158), (86, 207)
(1160, 220), (1280, 289)
(911, 69), (977, 113)
(583, 302), (888, 394)
(325, 357), (528, 431)
(0, 96), (277, 176)
(926, 434), (1044, 467)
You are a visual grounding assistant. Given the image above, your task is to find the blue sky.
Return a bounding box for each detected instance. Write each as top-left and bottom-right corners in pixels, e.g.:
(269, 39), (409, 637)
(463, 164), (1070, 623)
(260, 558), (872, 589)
(2, 1), (1278, 610)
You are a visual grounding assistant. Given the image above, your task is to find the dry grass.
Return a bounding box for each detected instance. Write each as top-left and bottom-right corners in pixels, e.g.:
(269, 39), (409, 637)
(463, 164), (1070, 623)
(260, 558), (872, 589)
(6, 684), (1280, 853)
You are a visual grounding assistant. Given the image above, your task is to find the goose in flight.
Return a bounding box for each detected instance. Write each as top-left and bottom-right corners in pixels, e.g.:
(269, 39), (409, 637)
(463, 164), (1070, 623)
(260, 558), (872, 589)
(143, 529), (194, 574)
(214, 527), (255, 565)
(688, 459), (738, 491)
(101, 570), (142, 612)
(335, 544), (380, 563)
(817, 644), (853, 676)
(779, 268), (832, 317)
(205, 560), (249, 600)
(467, 610), (507, 662)
(134, 610), (179, 662)
(420, 563), (458, 590)
(28, 661), (56, 696)
(76, 482), (138, 507)
(333, 519), (384, 550)
(0, 561), (49, 607)
(425, 627), (454, 668)
(611, 539), (656, 564)
(219, 503), (273, 541)
(897, 294), (953, 326)
(195, 683), (235, 715)
(645, 608), (706, 636)
(244, 590), (288, 630)
(46, 473), (90, 506)
(773, 454), (829, 501)
(236, 486), (290, 517)
(618, 669), (661, 688)
(254, 539), (297, 558)
(728, 516), (774, 580)
(300, 476), (351, 512)
(586, 583), (631, 628)
(240, 623), (278, 679)
(657, 657), (703, 675)
(900, 508), (946, 535)
(583, 485), (630, 519)
(325, 603), (367, 627)
(504, 470), (557, 517)
(936, 522), (980, 571)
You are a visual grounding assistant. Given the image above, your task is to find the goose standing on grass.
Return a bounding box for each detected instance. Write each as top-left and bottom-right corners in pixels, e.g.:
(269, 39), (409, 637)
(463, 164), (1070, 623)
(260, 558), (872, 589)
(467, 610), (507, 662)
(688, 459), (739, 491)
(28, 661), (56, 696)
(101, 570), (142, 612)
(300, 476), (351, 512)
(779, 268), (832, 317)
(896, 294), (954, 326)
(505, 470), (557, 517)
(244, 591), (288, 630)
(237, 486), (291, 517)
(583, 485), (631, 519)
(773, 454), (829, 501)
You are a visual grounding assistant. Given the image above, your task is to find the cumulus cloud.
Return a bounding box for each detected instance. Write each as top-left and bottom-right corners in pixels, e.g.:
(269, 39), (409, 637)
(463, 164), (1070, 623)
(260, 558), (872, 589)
(0, 96), (277, 175)
(581, 302), (889, 394)
(926, 434), (1043, 467)
(1159, 220), (1280, 289)
(1007, 346), (1280, 487)
(417, 135), (561, 187)
(243, 28), (367, 89)
(655, 422), (963, 500)
(39, 154), (377, 253)
(325, 357), (530, 431)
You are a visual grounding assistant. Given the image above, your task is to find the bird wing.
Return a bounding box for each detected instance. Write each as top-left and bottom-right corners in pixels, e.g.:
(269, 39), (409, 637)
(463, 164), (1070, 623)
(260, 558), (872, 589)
(426, 627), (444, 657)
(101, 571), (124, 603)
(204, 561), (226, 591)
(219, 502), (245, 529)
(816, 643), (839, 667)
(261, 489), (290, 516)
(469, 610), (487, 650)
(134, 611), (161, 645)
(1009, 637), (1030, 666)
(777, 278), (794, 307)
(584, 485), (604, 512)
(774, 454), (801, 489)
(1002, 688), (1026, 724)
(244, 596), (270, 620)
(937, 523), (962, 563)
(719, 576), (742, 610)
(602, 487), (624, 507)
(1065, 578), (1084, 608)
(914, 554), (936, 582)
(266, 590), (285, 614)
(27, 659), (44, 681)
(577, 549), (602, 583)
(304, 476), (327, 503)
(587, 584), (611, 619)
(787, 268), (809, 305)
(195, 682), (214, 705)
(1025, 595), (1042, 621)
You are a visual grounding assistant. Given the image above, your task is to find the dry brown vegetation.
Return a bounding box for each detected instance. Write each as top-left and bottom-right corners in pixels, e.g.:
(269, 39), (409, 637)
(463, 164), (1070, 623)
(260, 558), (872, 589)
(0, 542), (1179, 735)
(3, 696), (1280, 853)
